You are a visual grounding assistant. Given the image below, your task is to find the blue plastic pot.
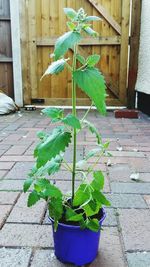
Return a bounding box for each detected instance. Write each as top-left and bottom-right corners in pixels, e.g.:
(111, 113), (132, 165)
(49, 208), (106, 266)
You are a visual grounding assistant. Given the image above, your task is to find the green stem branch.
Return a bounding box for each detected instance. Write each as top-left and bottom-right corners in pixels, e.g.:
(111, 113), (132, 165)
(71, 44), (77, 203)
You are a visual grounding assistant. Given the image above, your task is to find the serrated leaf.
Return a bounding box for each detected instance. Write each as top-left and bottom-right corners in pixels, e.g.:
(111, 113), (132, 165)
(64, 7), (77, 20)
(37, 131), (48, 140)
(76, 54), (86, 65)
(62, 114), (81, 129)
(42, 107), (63, 120)
(44, 183), (62, 198)
(92, 191), (111, 206)
(86, 54), (100, 67)
(83, 120), (101, 143)
(54, 31), (81, 60)
(73, 184), (91, 206)
(23, 178), (33, 193)
(91, 171), (105, 191)
(86, 218), (100, 232)
(49, 197), (63, 231)
(83, 27), (98, 37)
(66, 207), (83, 222)
(27, 191), (40, 207)
(35, 127), (72, 167)
(67, 21), (76, 31)
(83, 200), (100, 216)
(41, 59), (67, 79)
(74, 67), (106, 115)
(85, 147), (102, 160)
(84, 16), (102, 22)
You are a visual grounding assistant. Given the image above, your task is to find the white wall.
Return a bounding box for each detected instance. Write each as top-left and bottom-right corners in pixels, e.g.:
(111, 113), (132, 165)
(135, 0), (150, 95)
(10, 0), (23, 106)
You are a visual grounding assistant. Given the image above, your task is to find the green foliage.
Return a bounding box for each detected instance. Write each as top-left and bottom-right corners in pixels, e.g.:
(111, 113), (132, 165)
(42, 107), (63, 121)
(62, 114), (81, 129)
(86, 55), (100, 67)
(73, 67), (106, 115)
(23, 6), (111, 233)
(54, 31), (81, 60)
(82, 120), (101, 144)
(35, 127), (72, 168)
(27, 191), (40, 207)
(41, 59), (68, 79)
(23, 178), (33, 193)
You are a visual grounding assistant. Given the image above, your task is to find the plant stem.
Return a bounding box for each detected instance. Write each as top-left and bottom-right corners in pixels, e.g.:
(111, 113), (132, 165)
(80, 102), (93, 123)
(72, 44), (77, 203)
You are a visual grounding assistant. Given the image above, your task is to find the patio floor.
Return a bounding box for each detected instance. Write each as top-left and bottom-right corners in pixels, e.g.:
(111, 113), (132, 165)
(0, 109), (150, 267)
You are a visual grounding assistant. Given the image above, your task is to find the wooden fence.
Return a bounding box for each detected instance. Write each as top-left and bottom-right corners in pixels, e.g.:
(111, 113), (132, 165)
(20, 0), (130, 106)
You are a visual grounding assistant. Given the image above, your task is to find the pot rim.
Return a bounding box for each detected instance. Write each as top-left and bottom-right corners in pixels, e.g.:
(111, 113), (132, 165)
(48, 207), (106, 229)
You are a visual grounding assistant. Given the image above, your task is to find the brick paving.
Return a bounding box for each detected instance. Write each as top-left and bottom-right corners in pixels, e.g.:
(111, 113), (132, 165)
(0, 110), (150, 267)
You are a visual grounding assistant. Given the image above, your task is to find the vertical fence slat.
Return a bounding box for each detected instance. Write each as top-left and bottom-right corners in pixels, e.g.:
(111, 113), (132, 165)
(119, 0), (130, 105)
(127, 0), (142, 108)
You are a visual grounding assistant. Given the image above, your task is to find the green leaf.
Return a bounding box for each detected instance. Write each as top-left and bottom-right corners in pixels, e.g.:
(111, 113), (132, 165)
(92, 191), (111, 206)
(85, 147), (102, 160)
(86, 54), (100, 67)
(91, 171), (104, 191)
(35, 127), (72, 167)
(86, 218), (100, 232)
(41, 59), (67, 79)
(23, 178), (33, 193)
(74, 67), (106, 114)
(83, 200), (100, 217)
(27, 191), (40, 207)
(73, 184), (91, 207)
(49, 197), (63, 231)
(83, 120), (101, 144)
(64, 7), (77, 20)
(37, 131), (48, 140)
(62, 114), (81, 129)
(54, 31), (81, 60)
(66, 207), (83, 222)
(84, 16), (102, 22)
(83, 27), (98, 37)
(44, 183), (62, 198)
(42, 107), (63, 120)
(67, 21), (76, 31)
(76, 54), (86, 65)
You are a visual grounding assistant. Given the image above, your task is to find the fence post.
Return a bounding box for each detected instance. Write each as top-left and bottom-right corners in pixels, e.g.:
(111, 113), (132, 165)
(127, 0), (142, 108)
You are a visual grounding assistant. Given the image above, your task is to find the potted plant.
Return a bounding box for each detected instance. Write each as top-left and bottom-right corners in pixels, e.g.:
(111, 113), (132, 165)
(23, 7), (111, 266)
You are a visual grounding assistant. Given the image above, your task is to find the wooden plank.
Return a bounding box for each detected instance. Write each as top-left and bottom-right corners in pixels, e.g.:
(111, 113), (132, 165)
(0, 57), (12, 62)
(19, 0), (30, 104)
(10, 0), (23, 106)
(0, 17), (10, 20)
(36, 36), (121, 46)
(127, 0), (142, 108)
(88, 0), (121, 35)
(32, 97), (122, 106)
(0, 0), (10, 17)
(28, 0), (37, 99)
(119, 0), (130, 105)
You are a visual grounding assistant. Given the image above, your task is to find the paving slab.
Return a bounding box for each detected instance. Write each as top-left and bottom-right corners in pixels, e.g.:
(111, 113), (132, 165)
(0, 179), (24, 191)
(127, 252), (150, 267)
(111, 182), (150, 194)
(4, 162), (34, 179)
(0, 205), (12, 228)
(0, 192), (20, 204)
(30, 250), (73, 267)
(107, 193), (147, 208)
(7, 193), (47, 223)
(0, 248), (32, 267)
(119, 209), (150, 251)
(0, 224), (53, 247)
(87, 227), (127, 267)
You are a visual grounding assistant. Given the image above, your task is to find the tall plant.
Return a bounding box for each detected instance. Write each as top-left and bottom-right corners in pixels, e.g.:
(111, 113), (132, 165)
(24, 7), (110, 232)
